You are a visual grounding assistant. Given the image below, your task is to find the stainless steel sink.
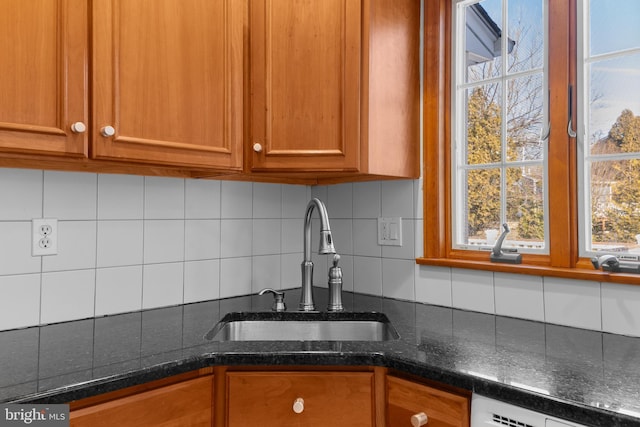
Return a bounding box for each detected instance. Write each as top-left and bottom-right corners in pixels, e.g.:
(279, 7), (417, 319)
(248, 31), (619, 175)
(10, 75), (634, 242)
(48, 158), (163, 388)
(205, 312), (399, 342)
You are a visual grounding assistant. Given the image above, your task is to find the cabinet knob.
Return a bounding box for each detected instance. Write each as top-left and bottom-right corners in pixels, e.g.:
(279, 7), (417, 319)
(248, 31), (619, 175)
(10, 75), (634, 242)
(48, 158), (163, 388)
(70, 122), (87, 134)
(253, 142), (263, 153)
(100, 125), (116, 137)
(292, 397), (304, 414)
(411, 412), (428, 427)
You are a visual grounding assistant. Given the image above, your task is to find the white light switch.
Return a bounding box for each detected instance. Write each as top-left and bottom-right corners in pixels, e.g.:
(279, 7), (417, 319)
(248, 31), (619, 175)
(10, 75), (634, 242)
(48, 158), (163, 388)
(378, 217), (403, 246)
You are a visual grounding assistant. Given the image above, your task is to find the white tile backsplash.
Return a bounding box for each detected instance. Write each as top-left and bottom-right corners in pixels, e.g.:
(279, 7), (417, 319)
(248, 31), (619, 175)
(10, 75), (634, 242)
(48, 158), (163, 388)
(451, 268), (495, 314)
(282, 185), (308, 218)
(327, 183), (353, 218)
(330, 219), (353, 256)
(252, 254), (281, 292)
(353, 256), (383, 296)
(97, 220), (144, 268)
(44, 171), (97, 220)
(543, 277), (602, 331)
(415, 265), (452, 307)
(281, 218), (303, 253)
(95, 266), (143, 316)
(0, 222), (41, 276)
(382, 258), (415, 300)
(43, 221), (97, 272)
(494, 272), (544, 322)
(143, 220), (185, 264)
(381, 180), (414, 218)
(253, 183), (282, 218)
(184, 259), (219, 303)
(252, 219), (281, 256)
(221, 181), (253, 218)
(2, 172), (640, 338)
(142, 262), (184, 309)
(381, 218), (415, 260)
(220, 257), (252, 298)
(601, 282), (640, 336)
(220, 219), (252, 258)
(97, 174), (144, 220)
(0, 168), (42, 220)
(185, 179), (220, 219)
(353, 219), (381, 257)
(353, 181), (381, 219)
(185, 219), (220, 261)
(281, 253), (302, 289)
(144, 177), (185, 219)
(0, 274), (40, 329)
(41, 270), (96, 324)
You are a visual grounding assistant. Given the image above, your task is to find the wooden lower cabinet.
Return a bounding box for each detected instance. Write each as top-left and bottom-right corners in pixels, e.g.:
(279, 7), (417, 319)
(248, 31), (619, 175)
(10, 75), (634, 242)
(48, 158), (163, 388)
(67, 368), (471, 427)
(386, 376), (470, 427)
(69, 375), (213, 427)
(226, 371), (375, 427)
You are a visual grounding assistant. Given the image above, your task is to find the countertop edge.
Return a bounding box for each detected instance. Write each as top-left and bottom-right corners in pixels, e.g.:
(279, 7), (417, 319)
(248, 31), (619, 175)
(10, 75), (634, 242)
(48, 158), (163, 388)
(8, 351), (640, 427)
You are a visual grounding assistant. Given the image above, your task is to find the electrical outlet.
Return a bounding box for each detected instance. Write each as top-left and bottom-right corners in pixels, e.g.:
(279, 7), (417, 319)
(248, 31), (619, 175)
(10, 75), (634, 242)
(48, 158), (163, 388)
(378, 217), (403, 246)
(32, 218), (58, 256)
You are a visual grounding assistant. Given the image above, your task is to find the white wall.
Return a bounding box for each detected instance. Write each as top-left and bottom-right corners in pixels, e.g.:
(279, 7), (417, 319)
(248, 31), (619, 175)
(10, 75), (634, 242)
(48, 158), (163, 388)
(1, 169), (639, 337)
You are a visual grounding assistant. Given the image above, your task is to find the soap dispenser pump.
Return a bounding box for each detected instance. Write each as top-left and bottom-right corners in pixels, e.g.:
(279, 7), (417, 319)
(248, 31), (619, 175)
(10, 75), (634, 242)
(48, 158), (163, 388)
(327, 254), (344, 312)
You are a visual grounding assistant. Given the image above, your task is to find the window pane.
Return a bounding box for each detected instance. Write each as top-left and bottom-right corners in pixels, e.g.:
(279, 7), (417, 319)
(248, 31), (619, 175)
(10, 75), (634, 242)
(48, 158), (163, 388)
(506, 0), (544, 74)
(590, 159), (640, 252)
(588, 53), (640, 153)
(464, 0), (503, 84)
(465, 168), (501, 243)
(466, 83), (503, 165)
(590, 0), (640, 56)
(506, 73), (544, 161)
(507, 165), (545, 249)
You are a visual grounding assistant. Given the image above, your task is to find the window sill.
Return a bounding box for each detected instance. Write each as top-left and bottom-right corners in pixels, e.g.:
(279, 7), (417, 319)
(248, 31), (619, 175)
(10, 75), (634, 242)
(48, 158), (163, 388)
(416, 257), (640, 286)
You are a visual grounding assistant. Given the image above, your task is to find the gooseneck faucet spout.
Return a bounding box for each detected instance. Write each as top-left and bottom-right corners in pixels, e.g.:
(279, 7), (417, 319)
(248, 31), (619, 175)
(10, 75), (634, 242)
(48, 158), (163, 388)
(300, 198), (336, 311)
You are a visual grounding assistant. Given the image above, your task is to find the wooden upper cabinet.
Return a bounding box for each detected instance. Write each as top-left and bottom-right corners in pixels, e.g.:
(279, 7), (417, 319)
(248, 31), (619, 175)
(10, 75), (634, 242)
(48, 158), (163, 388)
(0, 0), (88, 157)
(249, 0), (420, 179)
(91, 0), (243, 170)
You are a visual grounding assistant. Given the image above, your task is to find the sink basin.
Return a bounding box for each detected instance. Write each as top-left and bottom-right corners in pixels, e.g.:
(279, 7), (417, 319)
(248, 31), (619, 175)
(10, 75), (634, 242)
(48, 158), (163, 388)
(206, 312), (399, 342)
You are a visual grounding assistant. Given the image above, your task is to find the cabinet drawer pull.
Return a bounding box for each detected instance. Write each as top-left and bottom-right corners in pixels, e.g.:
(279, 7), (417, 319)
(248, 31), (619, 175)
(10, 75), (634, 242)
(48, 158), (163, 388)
(292, 397), (304, 414)
(411, 412), (428, 426)
(253, 142), (263, 152)
(71, 122), (87, 134)
(100, 125), (116, 137)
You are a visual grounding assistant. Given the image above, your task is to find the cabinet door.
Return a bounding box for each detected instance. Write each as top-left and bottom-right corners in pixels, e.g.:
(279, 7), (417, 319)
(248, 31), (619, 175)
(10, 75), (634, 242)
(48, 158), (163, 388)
(227, 371), (374, 426)
(387, 376), (470, 427)
(70, 376), (213, 427)
(249, 0), (361, 172)
(0, 0), (88, 156)
(92, 0), (243, 170)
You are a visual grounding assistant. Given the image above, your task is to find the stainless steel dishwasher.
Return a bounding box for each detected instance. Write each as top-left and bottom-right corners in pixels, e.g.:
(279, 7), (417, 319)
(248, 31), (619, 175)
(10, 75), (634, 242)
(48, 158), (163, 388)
(471, 394), (587, 427)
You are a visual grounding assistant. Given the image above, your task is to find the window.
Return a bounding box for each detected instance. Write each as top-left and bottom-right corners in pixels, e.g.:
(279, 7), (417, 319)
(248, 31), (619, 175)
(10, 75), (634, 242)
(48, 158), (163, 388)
(452, 0), (547, 253)
(420, 0), (640, 283)
(578, 0), (640, 256)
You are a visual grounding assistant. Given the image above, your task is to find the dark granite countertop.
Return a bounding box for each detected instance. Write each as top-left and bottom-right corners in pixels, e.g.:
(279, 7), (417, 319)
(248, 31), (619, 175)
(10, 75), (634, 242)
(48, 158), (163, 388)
(1, 289), (639, 426)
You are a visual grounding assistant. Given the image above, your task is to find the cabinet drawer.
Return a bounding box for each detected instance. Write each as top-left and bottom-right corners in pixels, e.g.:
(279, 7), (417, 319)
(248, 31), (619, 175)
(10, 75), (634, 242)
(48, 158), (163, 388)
(227, 371), (374, 427)
(70, 375), (213, 427)
(387, 376), (470, 427)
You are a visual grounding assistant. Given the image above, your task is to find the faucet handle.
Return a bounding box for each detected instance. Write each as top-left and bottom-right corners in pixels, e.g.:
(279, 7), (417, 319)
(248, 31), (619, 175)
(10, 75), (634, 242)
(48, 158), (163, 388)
(258, 288), (286, 312)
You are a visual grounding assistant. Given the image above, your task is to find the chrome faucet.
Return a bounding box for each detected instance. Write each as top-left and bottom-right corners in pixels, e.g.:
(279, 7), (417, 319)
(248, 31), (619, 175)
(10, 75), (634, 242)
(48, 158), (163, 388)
(300, 198), (336, 311)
